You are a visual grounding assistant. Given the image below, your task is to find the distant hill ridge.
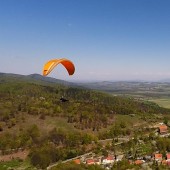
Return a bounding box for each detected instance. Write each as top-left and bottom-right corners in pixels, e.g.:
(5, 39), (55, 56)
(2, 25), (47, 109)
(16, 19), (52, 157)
(1, 72), (170, 92)
(0, 72), (77, 87)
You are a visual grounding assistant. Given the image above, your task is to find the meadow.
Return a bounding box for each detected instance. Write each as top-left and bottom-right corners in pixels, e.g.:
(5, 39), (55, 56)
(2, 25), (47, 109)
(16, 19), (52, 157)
(149, 98), (170, 109)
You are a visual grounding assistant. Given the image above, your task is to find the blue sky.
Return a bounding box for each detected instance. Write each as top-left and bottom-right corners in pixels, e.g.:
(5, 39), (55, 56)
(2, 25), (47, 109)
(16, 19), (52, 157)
(0, 0), (170, 81)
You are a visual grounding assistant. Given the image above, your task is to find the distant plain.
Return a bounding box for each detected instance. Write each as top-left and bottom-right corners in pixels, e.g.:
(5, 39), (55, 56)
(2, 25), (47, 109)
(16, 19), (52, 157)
(79, 81), (170, 109)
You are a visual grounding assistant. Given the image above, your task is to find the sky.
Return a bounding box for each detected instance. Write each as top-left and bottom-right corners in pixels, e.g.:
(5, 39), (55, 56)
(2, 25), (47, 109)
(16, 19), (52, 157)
(0, 0), (170, 82)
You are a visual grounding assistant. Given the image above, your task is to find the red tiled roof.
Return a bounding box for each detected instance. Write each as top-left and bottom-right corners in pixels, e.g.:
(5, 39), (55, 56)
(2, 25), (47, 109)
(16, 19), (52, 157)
(159, 125), (168, 133)
(155, 154), (162, 159)
(167, 154), (170, 159)
(73, 159), (80, 164)
(167, 161), (170, 166)
(135, 160), (143, 165)
(106, 156), (114, 160)
(86, 159), (95, 164)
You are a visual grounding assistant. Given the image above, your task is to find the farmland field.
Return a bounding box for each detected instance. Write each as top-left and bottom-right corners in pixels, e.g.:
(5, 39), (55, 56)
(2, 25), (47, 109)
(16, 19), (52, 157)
(149, 98), (170, 109)
(80, 81), (170, 109)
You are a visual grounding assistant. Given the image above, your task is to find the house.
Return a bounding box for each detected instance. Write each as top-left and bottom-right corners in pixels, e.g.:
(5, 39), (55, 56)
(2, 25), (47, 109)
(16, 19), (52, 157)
(159, 125), (168, 134)
(166, 153), (170, 161)
(154, 154), (162, 162)
(134, 160), (145, 165)
(102, 155), (114, 164)
(166, 153), (170, 166)
(167, 161), (170, 166)
(86, 159), (95, 165)
(73, 159), (81, 164)
(116, 155), (124, 161)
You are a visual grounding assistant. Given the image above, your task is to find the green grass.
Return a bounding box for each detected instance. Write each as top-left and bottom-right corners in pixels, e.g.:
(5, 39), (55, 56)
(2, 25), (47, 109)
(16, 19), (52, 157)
(46, 116), (78, 132)
(149, 98), (170, 109)
(0, 159), (35, 170)
(115, 114), (143, 127)
(0, 160), (21, 170)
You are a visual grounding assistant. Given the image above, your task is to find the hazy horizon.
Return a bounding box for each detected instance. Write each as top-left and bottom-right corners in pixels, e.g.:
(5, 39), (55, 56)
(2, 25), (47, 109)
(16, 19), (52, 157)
(1, 71), (170, 83)
(0, 0), (170, 81)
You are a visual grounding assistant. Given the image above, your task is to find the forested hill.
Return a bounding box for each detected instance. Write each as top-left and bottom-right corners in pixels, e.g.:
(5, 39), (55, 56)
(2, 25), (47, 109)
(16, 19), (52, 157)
(0, 73), (170, 133)
(0, 72), (77, 87)
(1, 73), (170, 169)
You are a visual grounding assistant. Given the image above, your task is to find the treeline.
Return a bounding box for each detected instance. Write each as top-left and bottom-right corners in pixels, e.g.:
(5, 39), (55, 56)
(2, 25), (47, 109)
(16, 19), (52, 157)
(0, 125), (95, 152)
(0, 124), (96, 168)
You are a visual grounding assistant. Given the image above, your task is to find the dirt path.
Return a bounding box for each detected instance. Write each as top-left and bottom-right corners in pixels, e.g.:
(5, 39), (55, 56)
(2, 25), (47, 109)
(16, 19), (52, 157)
(0, 150), (29, 162)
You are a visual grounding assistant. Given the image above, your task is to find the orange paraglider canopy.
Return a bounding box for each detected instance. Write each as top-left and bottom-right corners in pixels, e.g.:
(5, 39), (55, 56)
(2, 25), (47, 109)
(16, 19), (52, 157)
(43, 58), (75, 76)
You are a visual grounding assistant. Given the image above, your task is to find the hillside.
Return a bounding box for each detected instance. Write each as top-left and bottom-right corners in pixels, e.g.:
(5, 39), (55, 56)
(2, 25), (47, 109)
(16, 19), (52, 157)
(0, 72), (78, 87)
(0, 73), (170, 169)
(0, 73), (169, 133)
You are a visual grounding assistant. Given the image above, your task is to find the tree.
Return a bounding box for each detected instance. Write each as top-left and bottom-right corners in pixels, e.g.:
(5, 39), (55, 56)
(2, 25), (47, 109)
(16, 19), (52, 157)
(163, 117), (168, 125)
(0, 122), (3, 131)
(27, 124), (40, 143)
(111, 159), (135, 170)
(30, 144), (58, 169)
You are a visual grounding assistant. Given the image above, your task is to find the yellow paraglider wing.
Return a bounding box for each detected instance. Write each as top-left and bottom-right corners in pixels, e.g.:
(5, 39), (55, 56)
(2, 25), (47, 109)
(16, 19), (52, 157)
(43, 58), (75, 76)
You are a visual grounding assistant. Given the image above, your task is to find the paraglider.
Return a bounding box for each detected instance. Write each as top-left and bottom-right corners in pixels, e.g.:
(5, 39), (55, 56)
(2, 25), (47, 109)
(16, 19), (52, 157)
(42, 58), (75, 103)
(60, 97), (69, 102)
(42, 58), (75, 76)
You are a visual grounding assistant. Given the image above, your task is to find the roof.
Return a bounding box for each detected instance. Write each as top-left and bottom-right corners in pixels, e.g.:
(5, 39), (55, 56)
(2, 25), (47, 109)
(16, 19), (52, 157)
(102, 155), (114, 161)
(155, 154), (162, 159)
(167, 161), (170, 166)
(167, 154), (170, 159)
(94, 158), (100, 163)
(159, 125), (168, 132)
(106, 155), (114, 160)
(73, 159), (81, 164)
(135, 160), (143, 165)
(86, 159), (95, 164)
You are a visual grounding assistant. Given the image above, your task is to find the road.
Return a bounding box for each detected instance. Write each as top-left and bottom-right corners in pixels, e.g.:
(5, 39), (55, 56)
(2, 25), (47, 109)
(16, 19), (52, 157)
(46, 136), (131, 170)
(47, 152), (93, 170)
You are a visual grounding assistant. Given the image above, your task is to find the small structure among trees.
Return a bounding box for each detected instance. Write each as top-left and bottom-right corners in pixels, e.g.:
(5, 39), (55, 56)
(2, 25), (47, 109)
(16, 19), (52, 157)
(154, 153), (162, 162)
(159, 125), (168, 134)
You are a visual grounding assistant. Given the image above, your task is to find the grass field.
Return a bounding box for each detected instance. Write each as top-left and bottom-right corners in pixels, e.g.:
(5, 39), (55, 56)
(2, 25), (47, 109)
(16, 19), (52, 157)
(115, 114), (143, 126)
(149, 98), (170, 109)
(0, 160), (20, 170)
(112, 91), (170, 109)
(3, 113), (79, 136)
(0, 159), (34, 170)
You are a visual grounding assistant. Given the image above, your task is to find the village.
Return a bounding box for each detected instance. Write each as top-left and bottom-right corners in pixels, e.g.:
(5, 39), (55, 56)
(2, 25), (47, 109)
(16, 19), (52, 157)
(1, 122), (170, 170)
(70, 123), (170, 170)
